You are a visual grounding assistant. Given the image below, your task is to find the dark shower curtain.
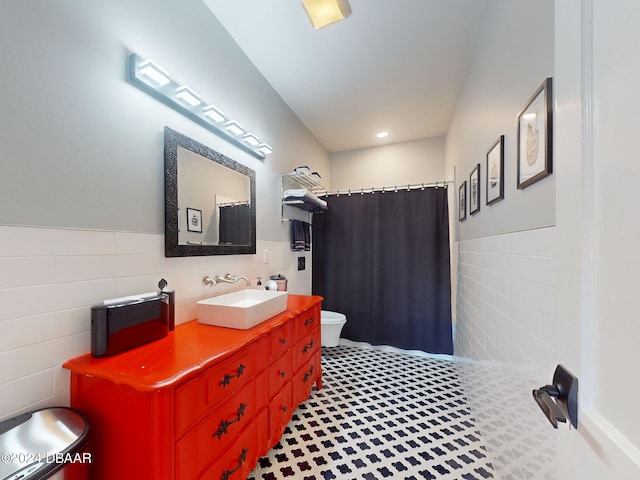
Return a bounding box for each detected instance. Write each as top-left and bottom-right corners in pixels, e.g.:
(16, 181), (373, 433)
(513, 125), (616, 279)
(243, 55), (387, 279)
(312, 187), (453, 354)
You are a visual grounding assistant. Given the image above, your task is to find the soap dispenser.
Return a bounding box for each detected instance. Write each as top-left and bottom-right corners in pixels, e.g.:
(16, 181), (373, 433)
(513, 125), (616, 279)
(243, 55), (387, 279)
(158, 278), (175, 331)
(256, 276), (263, 289)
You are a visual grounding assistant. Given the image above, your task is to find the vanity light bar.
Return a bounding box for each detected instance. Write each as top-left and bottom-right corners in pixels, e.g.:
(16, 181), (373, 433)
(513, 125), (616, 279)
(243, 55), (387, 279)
(202, 105), (225, 123)
(128, 53), (271, 160)
(242, 133), (260, 146)
(138, 59), (171, 86)
(256, 143), (273, 156)
(175, 85), (201, 107)
(225, 120), (245, 136)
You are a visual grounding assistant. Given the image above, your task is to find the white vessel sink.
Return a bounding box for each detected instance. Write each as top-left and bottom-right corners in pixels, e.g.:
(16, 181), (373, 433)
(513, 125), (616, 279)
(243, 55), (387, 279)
(197, 289), (288, 329)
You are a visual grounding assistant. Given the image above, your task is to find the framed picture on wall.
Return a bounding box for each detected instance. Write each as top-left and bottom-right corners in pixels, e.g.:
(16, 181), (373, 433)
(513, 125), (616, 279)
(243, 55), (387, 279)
(486, 135), (505, 205)
(458, 181), (467, 221)
(517, 77), (553, 189)
(186, 207), (202, 233)
(469, 164), (480, 215)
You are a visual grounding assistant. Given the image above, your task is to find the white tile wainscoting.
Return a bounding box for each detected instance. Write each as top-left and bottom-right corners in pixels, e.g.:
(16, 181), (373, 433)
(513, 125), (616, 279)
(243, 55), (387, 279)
(0, 224), (309, 420)
(454, 226), (558, 479)
(455, 226), (557, 378)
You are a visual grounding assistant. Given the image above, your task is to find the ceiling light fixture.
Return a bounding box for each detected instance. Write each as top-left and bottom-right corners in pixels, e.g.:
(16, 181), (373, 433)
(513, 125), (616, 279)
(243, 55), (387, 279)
(376, 131), (389, 138)
(301, 0), (351, 30)
(128, 53), (271, 159)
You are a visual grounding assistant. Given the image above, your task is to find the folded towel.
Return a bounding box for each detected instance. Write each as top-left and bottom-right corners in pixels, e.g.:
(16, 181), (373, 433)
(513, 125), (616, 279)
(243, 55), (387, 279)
(290, 220), (311, 252)
(304, 221), (311, 251)
(283, 189), (328, 210)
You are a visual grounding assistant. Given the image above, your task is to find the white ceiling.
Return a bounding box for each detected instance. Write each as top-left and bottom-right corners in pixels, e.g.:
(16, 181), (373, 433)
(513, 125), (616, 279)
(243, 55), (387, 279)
(203, 0), (487, 153)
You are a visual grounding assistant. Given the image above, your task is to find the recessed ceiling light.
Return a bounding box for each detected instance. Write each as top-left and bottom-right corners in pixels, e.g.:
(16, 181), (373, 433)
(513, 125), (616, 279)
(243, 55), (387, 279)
(376, 131), (389, 138)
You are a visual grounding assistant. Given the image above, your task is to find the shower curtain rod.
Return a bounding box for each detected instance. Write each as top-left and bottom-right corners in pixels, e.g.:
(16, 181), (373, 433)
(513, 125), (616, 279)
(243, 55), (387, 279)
(217, 200), (250, 207)
(317, 180), (452, 197)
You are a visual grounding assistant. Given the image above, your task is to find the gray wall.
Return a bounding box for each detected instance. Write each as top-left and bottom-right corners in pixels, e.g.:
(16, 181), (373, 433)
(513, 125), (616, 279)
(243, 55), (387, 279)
(329, 136), (446, 191)
(445, 0), (555, 241)
(0, 0), (329, 241)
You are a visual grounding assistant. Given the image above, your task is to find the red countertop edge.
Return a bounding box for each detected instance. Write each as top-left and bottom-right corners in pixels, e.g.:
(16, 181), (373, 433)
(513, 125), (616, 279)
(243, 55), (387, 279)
(63, 294), (322, 392)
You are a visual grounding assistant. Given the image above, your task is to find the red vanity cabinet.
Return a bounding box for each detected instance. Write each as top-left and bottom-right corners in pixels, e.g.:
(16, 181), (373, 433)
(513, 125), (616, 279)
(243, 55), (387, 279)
(292, 303), (322, 406)
(63, 294), (322, 480)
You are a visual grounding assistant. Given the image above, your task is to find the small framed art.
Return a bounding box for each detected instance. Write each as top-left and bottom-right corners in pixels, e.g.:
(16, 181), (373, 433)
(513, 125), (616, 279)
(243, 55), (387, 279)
(517, 77), (553, 189)
(469, 164), (480, 215)
(186, 207), (203, 233)
(486, 135), (505, 205)
(458, 181), (467, 221)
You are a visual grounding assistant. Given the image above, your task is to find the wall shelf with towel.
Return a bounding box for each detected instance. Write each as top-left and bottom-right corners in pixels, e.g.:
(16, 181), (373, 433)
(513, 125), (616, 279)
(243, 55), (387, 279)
(281, 170), (328, 221)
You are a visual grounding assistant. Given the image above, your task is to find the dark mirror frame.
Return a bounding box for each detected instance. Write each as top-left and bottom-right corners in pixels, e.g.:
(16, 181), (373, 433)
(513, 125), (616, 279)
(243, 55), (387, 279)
(164, 126), (256, 257)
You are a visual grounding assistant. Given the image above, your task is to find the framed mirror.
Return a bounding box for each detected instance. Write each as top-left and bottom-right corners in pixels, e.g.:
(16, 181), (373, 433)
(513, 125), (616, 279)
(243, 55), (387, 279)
(164, 127), (256, 256)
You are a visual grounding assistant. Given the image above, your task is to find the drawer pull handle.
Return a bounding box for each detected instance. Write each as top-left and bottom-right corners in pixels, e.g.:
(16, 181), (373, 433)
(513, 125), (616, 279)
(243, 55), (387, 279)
(280, 338), (287, 345)
(220, 448), (248, 480)
(301, 338), (314, 354)
(303, 364), (315, 383)
(304, 317), (314, 327)
(213, 403), (248, 439)
(279, 371), (286, 378)
(220, 364), (246, 388)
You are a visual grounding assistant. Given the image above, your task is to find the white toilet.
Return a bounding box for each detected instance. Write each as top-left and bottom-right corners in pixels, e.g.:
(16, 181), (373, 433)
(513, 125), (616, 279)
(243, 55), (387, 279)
(320, 310), (347, 347)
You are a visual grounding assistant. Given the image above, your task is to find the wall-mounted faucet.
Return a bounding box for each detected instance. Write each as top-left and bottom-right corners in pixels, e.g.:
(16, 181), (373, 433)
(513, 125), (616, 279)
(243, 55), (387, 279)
(203, 274), (251, 287)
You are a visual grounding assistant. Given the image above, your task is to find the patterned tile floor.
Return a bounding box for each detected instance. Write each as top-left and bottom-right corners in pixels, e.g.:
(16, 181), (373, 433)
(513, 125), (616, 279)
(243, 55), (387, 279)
(249, 345), (495, 480)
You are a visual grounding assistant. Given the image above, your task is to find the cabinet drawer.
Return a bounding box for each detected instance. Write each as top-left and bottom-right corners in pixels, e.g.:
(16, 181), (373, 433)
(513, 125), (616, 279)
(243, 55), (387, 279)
(176, 371), (266, 479)
(175, 337), (267, 437)
(293, 332), (320, 372)
(268, 321), (292, 362)
(293, 309), (318, 342)
(293, 350), (321, 408)
(267, 351), (292, 401)
(201, 408), (268, 480)
(268, 382), (293, 448)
